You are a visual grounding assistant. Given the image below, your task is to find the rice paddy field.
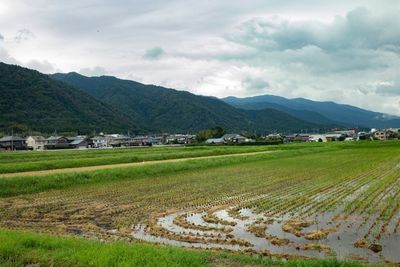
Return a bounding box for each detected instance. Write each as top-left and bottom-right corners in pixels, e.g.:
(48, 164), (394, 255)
(0, 142), (399, 266)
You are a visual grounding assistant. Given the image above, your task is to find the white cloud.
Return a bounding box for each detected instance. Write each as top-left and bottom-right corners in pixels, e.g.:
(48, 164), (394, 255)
(25, 59), (56, 73)
(79, 66), (107, 76)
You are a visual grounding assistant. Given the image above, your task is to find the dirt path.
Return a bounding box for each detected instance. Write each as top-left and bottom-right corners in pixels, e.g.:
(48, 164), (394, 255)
(0, 150), (273, 178)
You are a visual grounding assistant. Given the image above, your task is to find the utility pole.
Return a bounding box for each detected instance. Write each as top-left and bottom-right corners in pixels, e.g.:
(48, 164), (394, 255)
(11, 128), (14, 151)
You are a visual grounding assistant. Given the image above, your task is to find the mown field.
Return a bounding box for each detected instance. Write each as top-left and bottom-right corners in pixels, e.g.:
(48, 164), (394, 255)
(0, 142), (399, 266)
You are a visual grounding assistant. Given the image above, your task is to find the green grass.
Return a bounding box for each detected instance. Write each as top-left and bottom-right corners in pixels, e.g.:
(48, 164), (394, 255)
(0, 229), (370, 267)
(0, 146), (279, 174)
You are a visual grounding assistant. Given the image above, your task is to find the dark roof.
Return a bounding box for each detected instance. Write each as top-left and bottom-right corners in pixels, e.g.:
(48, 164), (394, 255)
(70, 139), (86, 145)
(222, 134), (245, 139)
(46, 136), (66, 141)
(0, 136), (26, 142)
(67, 136), (87, 141)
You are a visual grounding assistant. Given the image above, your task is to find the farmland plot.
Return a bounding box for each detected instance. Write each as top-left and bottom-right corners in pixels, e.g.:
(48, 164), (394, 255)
(0, 145), (276, 174)
(0, 143), (399, 265)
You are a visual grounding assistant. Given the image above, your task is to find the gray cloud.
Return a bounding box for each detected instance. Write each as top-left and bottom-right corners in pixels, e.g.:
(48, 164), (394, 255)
(242, 77), (270, 94)
(375, 82), (400, 96)
(377, 87), (400, 96)
(230, 8), (400, 52)
(143, 47), (165, 60)
(0, 33), (3, 41)
(223, 8), (400, 76)
(14, 29), (35, 43)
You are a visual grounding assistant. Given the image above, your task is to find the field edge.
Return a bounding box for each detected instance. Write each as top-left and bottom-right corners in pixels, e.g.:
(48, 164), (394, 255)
(0, 229), (374, 267)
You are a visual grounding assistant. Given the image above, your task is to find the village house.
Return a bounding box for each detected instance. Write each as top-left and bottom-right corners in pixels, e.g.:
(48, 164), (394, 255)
(222, 134), (255, 144)
(45, 136), (70, 149)
(147, 136), (164, 145)
(332, 129), (357, 137)
(68, 138), (88, 149)
(222, 134), (246, 143)
(309, 134), (327, 142)
(266, 134), (282, 140)
(106, 134), (134, 147)
(372, 129), (397, 141)
(357, 131), (371, 141)
(132, 136), (152, 146)
(325, 133), (345, 141)
(372, 130), (386, 140)
(284, 134), (310, 142)
(0, 136), (27, 151)
(263, 134), (283, 144)
(91, 136), (108, 148)
(165, 134), (195, 144)
(26, 136), (47, 150)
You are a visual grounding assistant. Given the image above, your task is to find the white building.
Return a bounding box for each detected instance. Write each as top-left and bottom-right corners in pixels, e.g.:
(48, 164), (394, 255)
(206, 138), (225, 145)
(26, 136), (47, 150)
(309, 134), (327, 142)
(91, 136), (108, 148)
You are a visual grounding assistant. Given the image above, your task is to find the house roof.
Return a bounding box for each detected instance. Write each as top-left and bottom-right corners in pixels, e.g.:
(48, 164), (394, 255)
(70, 139), (86, 145)
(222, 134), (245, 139)
(105, 134), (130, 139)
(109, 135), (131, 140)
(206, 138), (224, 143)
(148, 137), (162, 142)
(67, 136), (85, 141)
(0, 136), (26, 142)
(309, 134), (326, 138)
(325, 133), (343, 138)
(46, 136), (66, 141)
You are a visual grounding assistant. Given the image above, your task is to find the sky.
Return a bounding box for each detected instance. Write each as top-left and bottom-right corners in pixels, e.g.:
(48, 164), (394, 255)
(1, 0), (400, 115)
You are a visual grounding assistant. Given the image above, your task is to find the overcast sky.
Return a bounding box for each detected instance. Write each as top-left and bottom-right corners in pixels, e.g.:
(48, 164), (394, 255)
(1, 0), (400, 115)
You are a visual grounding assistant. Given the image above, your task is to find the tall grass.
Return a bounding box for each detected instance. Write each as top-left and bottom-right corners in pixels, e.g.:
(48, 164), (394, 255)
(0, 229), (370, 267)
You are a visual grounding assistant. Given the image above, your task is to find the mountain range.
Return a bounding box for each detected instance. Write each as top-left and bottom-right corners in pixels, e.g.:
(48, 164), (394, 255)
(222, 95), (400, 129)
(50, 72), (327, 133)
(0, 62), (398, 135)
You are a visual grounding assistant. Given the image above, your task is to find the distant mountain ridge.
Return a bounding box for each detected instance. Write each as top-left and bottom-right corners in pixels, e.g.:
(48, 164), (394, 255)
(222, 95), (400, 128)
(51, 72), (328, 133)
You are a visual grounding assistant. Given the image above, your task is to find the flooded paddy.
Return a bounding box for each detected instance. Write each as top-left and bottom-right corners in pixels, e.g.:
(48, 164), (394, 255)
(132, 205), (400, 264)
